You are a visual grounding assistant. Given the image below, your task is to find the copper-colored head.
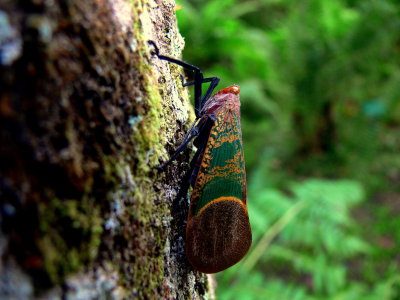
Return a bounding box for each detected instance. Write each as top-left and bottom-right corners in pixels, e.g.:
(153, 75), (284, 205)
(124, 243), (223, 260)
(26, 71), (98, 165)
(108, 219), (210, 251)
(202, 85), (241, 115)
(215, 85), (240, 95)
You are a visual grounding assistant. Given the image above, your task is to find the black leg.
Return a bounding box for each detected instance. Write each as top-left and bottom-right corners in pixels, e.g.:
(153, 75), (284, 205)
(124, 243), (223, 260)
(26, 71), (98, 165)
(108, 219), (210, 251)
(148, 41), (219, 171)
(156, 120), (200, 171)
(156, 115), (215, 172)
(189, 115), (216, 186)
(148, 41), (220, 117)
(183, 77), (216, 87)
(156, 54), (204, 117)
(172, 116), (215, 205)
(200, 77), (220, 110)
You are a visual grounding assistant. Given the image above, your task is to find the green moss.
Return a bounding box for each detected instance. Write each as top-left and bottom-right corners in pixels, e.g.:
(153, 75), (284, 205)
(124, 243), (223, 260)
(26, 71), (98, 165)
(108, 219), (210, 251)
(38, 195), (103, 284)
(129, 0), (193, 174)
(35, 4), (199, 296)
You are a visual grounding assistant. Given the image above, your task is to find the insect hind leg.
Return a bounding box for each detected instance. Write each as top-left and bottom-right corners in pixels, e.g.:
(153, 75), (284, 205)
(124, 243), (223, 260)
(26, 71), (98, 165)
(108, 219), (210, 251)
(156, 115), (216, 172)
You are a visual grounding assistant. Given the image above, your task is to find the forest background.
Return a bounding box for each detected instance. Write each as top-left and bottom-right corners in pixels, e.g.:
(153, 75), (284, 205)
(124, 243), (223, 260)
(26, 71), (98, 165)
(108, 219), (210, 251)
(176, 0), (400, 299)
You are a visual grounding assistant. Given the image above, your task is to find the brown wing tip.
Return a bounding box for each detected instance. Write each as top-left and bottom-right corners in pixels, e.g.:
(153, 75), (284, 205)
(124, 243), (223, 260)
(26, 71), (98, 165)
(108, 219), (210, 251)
(215, 85), (240, 95)
(186, 199), (252, 273)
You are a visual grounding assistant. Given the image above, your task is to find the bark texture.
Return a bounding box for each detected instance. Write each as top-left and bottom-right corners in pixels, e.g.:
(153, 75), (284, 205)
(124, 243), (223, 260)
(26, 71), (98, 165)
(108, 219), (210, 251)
(0, 0), (214, 298)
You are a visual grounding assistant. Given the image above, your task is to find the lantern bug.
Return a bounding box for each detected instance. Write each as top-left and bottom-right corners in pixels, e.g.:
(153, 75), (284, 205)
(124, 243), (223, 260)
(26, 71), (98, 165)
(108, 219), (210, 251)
(150, 42), (252, 273)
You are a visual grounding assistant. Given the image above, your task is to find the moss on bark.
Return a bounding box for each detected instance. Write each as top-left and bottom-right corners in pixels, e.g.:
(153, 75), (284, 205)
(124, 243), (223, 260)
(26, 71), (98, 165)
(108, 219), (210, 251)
(0, 0), (214, 298)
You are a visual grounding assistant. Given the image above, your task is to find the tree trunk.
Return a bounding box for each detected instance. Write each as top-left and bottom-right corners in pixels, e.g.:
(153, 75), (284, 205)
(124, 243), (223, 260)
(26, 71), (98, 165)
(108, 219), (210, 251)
(0, 0), (214, 298)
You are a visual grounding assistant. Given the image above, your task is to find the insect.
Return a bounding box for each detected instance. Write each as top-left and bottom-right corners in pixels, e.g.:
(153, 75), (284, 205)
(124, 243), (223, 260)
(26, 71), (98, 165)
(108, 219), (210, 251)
(150, 42), (252, 273)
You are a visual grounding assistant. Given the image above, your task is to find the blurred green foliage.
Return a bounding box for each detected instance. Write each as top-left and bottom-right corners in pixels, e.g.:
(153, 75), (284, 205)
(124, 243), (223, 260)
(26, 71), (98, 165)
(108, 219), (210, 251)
(176, 0), (400, 299)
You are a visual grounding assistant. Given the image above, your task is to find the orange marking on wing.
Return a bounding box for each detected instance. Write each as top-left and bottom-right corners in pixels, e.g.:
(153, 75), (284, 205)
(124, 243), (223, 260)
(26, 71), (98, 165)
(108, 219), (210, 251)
(191, 103), (245, 201)
(193, 105), (244, 198)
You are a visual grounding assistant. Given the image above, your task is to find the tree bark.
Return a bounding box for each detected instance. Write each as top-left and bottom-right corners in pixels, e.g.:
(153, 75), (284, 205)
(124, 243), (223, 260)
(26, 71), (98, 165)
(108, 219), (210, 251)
(0, 0), (214, 298)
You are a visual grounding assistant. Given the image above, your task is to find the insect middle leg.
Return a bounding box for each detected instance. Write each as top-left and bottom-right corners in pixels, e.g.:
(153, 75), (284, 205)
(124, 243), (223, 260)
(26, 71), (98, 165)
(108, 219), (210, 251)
(182, 76), (220, 113)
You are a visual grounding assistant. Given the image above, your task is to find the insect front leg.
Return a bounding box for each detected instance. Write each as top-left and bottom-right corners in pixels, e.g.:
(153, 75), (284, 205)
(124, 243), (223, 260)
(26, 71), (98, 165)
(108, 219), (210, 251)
(199, 77), (220, 111)
(182, 77), (215, 87)
(180, 77), (220, 117)
(148, 41), (219, 118)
